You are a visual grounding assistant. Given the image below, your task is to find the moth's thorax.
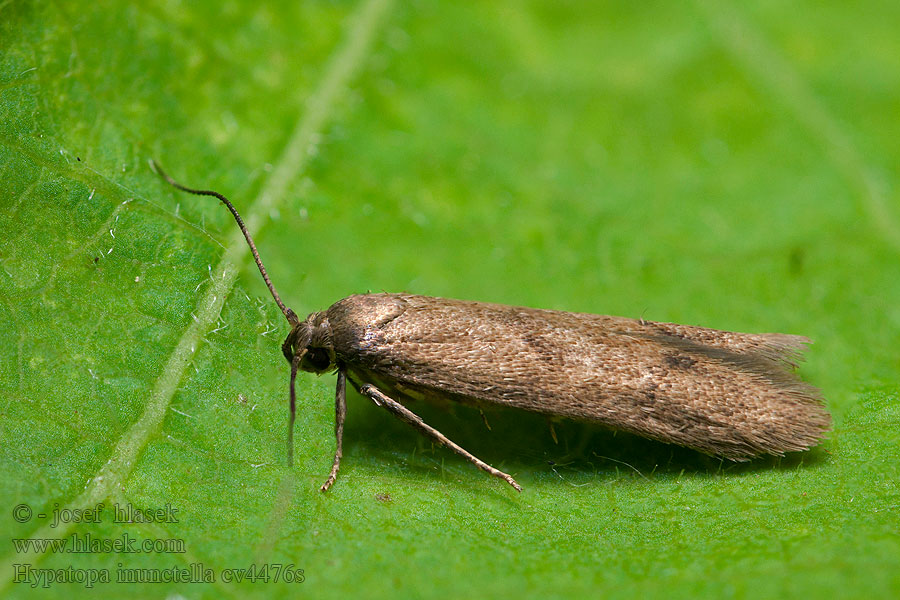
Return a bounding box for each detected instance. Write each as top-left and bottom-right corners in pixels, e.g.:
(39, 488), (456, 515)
(282, 310), (336, 373)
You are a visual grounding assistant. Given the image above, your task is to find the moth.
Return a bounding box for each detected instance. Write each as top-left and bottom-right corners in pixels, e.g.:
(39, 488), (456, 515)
(153, 162), (831, 492)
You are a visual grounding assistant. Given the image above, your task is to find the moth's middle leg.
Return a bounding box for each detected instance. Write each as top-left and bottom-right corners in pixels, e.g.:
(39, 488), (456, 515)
(358, 383), (522, 492)
(320, 370), (347, 492)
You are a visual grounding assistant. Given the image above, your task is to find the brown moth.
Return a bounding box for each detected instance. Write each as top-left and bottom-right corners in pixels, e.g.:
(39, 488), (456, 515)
(152, 162), (831, 492)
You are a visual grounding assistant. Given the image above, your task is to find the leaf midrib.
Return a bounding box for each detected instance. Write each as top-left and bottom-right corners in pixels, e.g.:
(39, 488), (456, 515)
(0, 0), (394, 590)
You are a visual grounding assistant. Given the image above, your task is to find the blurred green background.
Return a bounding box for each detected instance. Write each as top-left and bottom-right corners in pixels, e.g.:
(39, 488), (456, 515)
(1, 0), (898, 598)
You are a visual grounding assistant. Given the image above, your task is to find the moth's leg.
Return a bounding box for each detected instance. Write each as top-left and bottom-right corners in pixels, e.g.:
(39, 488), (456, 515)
(547, 418), (559, 444)
(320, 370), (347, 492)
(479, 409), (492, 431)
(359, 383), (522, 492)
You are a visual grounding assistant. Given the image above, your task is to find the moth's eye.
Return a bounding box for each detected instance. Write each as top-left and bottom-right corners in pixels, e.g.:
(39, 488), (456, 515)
(305, 347), (331, 371)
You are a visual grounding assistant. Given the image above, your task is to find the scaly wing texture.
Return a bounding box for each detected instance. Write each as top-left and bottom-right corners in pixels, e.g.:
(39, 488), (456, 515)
(328, 294), (830, 459)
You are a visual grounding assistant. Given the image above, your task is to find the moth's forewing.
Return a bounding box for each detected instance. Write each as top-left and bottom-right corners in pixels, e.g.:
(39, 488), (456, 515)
(327, 294), (830, 459)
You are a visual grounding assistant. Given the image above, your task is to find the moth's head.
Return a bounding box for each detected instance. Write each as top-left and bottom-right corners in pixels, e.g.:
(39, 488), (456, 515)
(282, 311), (336, 374)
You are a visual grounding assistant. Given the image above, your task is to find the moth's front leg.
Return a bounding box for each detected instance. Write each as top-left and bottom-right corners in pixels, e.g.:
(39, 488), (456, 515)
(358, 383), (522, 492)
(320, 370), (347, 492)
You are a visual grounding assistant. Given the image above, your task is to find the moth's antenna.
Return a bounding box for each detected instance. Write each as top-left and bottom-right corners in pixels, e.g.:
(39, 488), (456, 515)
(287, 350), (304, 467)
(151, 160), (299, 326)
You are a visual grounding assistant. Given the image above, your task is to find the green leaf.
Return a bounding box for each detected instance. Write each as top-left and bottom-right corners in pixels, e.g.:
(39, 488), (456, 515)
(2, 0), (898, 598)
